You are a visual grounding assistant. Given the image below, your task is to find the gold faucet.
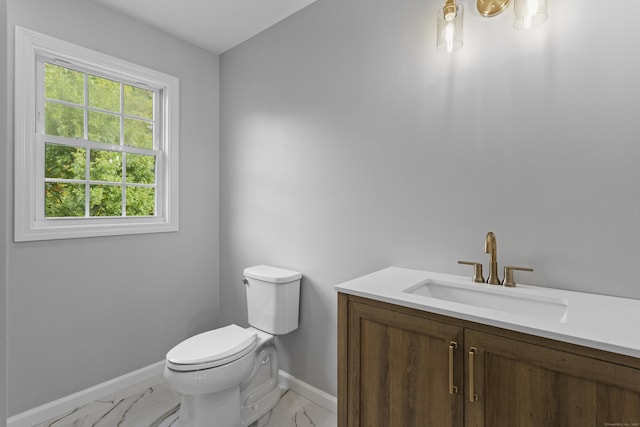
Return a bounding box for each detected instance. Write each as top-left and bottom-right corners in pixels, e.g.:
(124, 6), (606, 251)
(485, 231), (500, 285)
(460, 232), (533, 287)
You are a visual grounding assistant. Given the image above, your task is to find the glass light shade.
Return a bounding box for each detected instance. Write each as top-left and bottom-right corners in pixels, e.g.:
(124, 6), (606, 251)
(514, 0), (548, 30)
(437, 2), (463, 53)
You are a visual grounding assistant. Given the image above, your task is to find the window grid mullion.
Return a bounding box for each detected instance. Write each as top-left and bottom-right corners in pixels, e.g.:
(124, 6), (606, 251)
(83, 72), (91, 218)
(45, 178), (135, 186)
(44, 135), (160, 156)
(43, 98), (84, 109)
(152, 90), (160, 217)
(153, 90), (159, 150)
(154, 153), (160, 216)
(85, 147), (91, 217)
(120, 83), (127, 216)
(83, 72), (89, 141)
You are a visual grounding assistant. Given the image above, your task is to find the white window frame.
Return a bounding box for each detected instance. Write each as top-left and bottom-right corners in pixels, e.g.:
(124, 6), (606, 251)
(14, 27), (179, 241)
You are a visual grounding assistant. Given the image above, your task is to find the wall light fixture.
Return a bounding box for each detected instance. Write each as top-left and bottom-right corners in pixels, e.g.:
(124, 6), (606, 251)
(512, 0), (548, 30)
(438, 0), (548, 53)
(437, 0), (464, 54)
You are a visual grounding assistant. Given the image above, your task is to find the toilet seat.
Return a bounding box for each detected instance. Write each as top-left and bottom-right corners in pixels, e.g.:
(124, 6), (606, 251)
(166, 324), (257, 372)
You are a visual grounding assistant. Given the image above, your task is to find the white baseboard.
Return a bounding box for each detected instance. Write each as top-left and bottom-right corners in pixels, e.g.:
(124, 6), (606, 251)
(7, 361), (165, 427)
(278, 370), (337, 415)
(7, 362), (337, 427)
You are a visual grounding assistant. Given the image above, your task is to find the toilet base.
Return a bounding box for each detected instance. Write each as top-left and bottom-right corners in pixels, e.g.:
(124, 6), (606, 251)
(241, 385), (280, 426)
(176, 387), (242, 427)
(248, 410), (273, 427)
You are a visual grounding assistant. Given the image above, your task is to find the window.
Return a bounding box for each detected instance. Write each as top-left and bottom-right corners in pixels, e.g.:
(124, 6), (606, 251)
(15, 27), (179, 241)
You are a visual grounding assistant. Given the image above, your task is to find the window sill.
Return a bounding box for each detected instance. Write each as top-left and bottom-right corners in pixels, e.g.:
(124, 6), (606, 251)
(15, 217), (179, 242)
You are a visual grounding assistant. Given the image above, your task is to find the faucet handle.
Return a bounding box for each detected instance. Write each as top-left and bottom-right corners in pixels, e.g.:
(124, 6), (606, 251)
(502, 266), (533, 287)
(458, 261), (485, 283)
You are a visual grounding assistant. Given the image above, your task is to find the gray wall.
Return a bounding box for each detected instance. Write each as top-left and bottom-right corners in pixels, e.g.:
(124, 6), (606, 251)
(1, 0), (8, 424)
(7, 0), (220, 415)
(220, 0), (640, 397)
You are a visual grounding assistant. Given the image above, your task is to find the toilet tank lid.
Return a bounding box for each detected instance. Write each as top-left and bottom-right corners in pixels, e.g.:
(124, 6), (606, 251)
(244, 265), (302, 284)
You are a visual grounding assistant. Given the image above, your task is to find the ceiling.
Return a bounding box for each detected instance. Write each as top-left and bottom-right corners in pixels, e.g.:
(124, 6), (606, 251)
(90, 0), (319, 54)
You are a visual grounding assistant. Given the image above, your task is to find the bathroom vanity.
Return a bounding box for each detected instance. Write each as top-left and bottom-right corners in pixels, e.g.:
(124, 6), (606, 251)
(336, 267), (640, 427)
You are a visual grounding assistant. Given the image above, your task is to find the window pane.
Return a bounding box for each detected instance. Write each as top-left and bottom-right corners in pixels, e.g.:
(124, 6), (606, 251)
(124, 85), (153, 119)
(126, 154), (155, 184)
(88, 75), (120, 112)
(90, 150), (122, 182)
(45, 144), (86, 180)
(88, 110), (120, 144)
(90, 185), (122, 216)
(124, 118), (153, 149)
(45, 182), (85, 217)
(45, 63), (84, 105)
(45, 102), (84, 138)
(126, 187), (155, 216)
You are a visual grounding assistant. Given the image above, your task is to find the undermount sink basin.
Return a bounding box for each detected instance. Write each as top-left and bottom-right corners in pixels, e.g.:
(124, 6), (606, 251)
(403, 279), (569, 323)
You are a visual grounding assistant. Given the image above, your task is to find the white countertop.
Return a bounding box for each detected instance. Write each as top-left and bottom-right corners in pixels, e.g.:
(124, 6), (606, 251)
(335, 267), (640, 359)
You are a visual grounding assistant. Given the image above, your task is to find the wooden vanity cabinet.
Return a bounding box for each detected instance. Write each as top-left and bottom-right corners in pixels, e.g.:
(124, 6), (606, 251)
(340, 296), (464, 426)
(465, 329), (640, 426)
(338, 293), (640, 427)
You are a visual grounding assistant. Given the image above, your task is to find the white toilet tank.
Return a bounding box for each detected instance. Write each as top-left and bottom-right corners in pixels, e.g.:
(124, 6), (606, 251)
(243, 265), (301, 335)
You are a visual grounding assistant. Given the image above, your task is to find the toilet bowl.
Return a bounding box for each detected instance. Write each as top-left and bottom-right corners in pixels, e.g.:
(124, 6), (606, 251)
(164, 265), (301, 427)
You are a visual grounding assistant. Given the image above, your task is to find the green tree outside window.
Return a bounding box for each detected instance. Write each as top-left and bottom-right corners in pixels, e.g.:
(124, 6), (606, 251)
(44, 63), (157, 218)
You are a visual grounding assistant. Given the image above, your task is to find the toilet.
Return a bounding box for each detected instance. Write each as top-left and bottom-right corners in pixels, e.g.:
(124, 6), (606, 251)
(164, 265), (302, 427)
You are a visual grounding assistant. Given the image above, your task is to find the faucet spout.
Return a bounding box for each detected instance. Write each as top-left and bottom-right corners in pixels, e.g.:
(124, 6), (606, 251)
(485, 232), (500, 285)
(485, 232), (496, 262)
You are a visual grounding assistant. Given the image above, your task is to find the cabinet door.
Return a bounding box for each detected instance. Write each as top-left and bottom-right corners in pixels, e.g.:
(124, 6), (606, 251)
(346, 300), (464, 427)
(465, 329), (640, 427)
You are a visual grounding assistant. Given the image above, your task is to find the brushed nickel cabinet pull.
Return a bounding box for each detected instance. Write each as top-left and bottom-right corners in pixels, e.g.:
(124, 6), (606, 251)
(469, 347), (479, 402)
(448, 341), (458, 394)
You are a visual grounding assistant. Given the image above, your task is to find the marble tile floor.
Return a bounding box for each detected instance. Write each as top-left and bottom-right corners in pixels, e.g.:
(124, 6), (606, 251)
(34, 375), (336, 427)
